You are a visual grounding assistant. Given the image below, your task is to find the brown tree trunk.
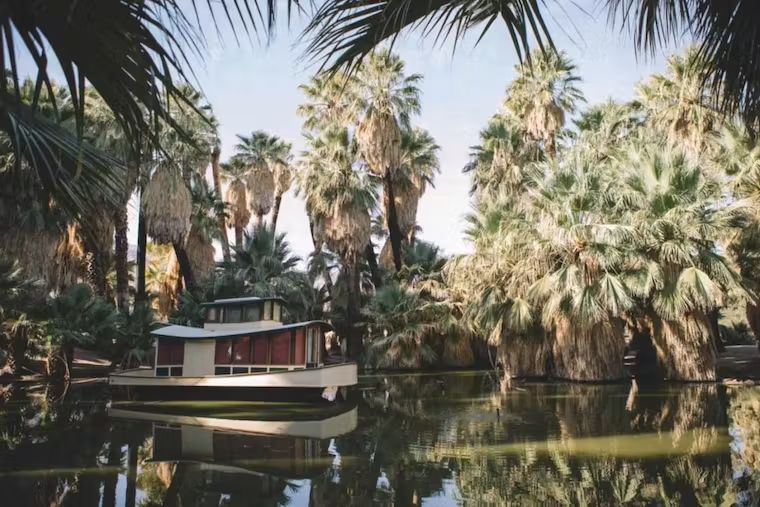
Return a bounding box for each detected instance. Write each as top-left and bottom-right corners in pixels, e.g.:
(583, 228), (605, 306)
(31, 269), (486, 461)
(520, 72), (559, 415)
(746, 301), (760, 348)
(345, 261), (363, 361)
(271, 193), (284, 234)
(309, 218), (334, 301)
(364, 242), (382, 289)
(136, 188), (148, 303)
(172, 241), (196, 291)
(546, 133), (558, 160)
(235, 226), (244, 250)
(211, 146), (231, 263)
(383, 172), (404, 272)
(113, 206), (130, 313)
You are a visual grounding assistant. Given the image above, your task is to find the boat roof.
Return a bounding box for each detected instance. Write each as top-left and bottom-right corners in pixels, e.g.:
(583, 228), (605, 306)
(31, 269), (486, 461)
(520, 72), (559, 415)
(201, 296), (286, 308)
(152, 320), (333, 340)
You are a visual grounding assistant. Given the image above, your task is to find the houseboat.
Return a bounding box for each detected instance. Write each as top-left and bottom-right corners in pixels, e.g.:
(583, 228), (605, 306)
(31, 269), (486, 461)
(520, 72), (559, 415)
(109, 296), (357, 401)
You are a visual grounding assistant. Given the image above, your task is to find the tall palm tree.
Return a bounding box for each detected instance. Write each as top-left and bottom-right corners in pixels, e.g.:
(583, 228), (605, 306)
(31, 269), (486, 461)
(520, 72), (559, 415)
(297, 126), (377, 358)
(351, 50), (422, 271)
(221, 157), (252, 249)
(297, 72), (356, 132)
(503, 50), (584, 159)
(463, 114), (540, 205)
(211, 144), (232, 263)
(636, 48), (720, 154)
(142, 85), (218, 292)
(233, 131), (292, 226)
(378, 127), (440, 267)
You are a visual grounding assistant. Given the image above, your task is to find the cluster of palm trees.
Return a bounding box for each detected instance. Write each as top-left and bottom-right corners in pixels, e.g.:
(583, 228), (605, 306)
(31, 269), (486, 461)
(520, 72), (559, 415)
(447, 48), (760, 382)
(295, 50), (442, 359)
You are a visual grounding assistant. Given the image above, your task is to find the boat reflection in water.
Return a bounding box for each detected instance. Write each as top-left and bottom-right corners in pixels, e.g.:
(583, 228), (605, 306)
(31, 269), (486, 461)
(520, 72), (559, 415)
(108, 401), (357, 505)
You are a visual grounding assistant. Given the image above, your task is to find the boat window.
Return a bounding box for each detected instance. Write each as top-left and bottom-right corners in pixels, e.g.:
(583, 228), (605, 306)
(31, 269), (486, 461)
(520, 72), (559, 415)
(232, 367), (248, 374)
(252, 336), (268, 364)
(271, 332), (290, 364)
(272, 302), (282, 321)
(294, 328), (306, 364)
(215, 366), (230, 375)
(170, 367), (183, 376)
(263, 301), (272, 320)
(157, 339), (184, 365)
(226, 305), (242, 323)
(156, 367), (169, 377)
(232, 336), (251, 364)
(215, 339), (233, 364)
(206, 307), (218, 323)
(244, 304), (261, 322)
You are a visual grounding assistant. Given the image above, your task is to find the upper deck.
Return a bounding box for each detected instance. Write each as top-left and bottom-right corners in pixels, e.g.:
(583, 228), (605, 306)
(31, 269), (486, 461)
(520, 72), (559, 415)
(201, 296), (286, 332)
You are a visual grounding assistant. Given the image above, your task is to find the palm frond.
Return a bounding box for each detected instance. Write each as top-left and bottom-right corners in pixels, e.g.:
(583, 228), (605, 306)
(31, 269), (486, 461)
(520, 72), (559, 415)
(303, 0), (555, 72)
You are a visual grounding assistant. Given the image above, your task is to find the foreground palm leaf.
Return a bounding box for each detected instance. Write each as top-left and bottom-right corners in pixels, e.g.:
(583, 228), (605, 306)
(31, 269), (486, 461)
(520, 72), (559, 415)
(305, 0), (760, 125)
(1, 0), (298, 216)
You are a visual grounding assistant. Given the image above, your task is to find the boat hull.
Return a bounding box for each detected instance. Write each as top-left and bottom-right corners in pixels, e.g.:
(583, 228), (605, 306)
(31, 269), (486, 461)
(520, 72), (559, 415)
(109, 362), (357, 401)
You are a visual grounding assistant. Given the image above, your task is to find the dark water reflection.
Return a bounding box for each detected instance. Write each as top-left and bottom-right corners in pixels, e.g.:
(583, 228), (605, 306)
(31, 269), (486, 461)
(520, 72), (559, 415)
(1, 373), (760, 506)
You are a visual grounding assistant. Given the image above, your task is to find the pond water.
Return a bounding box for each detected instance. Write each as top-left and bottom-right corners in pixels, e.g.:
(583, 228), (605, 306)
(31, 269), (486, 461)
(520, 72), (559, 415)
(1, 372), (760, 506)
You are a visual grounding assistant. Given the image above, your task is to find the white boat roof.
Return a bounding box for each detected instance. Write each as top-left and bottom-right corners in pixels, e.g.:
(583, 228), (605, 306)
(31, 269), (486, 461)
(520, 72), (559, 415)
(153, 321), (333, 339)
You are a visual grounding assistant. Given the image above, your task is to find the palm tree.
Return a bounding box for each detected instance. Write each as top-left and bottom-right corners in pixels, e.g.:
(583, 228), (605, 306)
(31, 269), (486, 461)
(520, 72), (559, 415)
(2, 1), (293, 221)
(503, 50), (584, 159)
(618, 143), (737, 380)
(83, 88), (138, 310)
(716, 122), (760, 344)
(636, 48), (720, 154)
(221, 157), (253, 249)
(364, 283), (440, 369)
(233, 131), (292, 227)
(297, 126), (377, 358)
(211, 144), (232, 263)
(463, 114), (540, 205)
(297, 72), (356, 132)
(304, 0), (760, 125)
(352, 50), (422, 271)
(378, 127), (440, 267)
(142, 85), (218, 292)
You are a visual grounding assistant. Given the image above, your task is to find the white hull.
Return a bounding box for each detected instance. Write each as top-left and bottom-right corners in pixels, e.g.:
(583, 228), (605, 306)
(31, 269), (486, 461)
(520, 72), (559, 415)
(107, 405), (358, 439)
(109, 362), (357, 389)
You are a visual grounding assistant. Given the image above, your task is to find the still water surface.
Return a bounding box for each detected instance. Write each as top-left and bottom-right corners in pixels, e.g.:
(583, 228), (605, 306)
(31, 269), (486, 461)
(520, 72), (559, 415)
(1, 371), (759, 506)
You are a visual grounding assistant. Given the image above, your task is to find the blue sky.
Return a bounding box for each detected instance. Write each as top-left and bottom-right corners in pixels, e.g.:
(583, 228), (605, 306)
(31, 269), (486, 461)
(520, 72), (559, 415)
(21, 1), (683, 260)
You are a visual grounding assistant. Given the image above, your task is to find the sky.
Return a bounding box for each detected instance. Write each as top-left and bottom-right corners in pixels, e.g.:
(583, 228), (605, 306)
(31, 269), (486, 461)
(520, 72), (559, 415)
(22, 1), (683, 261)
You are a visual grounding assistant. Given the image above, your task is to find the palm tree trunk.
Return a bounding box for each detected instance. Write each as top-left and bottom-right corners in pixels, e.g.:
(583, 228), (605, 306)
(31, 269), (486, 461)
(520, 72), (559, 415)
(211, 146), (232, 263)
(383, 172), (404, 271)
(136, 188), (148, 303)
(235, 226), (244, 250)
(747, 301), (760, 348)
(364, 242), (382, 288)
(113, 206), (130, 313)
(546, 133), (558, 160)
(83, 234), (110, 299)
(309, 218), (334, 301)
(271, 192), (284, 234)
(172, 241), (196, 291)
(345, 260), (363, 361)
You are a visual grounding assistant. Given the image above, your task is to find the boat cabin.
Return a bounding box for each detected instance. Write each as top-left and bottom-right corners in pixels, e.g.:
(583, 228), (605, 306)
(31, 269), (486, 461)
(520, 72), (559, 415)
(151, 297), (330, 378)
